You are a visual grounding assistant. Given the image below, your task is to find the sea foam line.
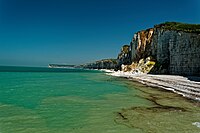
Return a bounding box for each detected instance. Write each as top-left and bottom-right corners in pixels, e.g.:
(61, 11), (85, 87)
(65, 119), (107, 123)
(192, 122), (200, 128)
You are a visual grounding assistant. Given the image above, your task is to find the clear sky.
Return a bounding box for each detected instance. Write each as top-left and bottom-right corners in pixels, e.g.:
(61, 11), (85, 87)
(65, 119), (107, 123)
(0, 0), (199, 66)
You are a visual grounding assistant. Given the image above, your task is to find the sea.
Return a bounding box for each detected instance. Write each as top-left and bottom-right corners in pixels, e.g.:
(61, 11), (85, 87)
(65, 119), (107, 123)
(0, 66), (199, 133)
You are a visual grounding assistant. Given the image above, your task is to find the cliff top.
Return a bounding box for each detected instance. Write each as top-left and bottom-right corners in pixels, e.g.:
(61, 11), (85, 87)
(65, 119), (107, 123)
(155, 22), (200, 33)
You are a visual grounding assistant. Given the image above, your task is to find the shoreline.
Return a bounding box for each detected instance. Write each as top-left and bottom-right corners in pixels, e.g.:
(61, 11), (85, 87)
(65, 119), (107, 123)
(106, 70), (200, 101)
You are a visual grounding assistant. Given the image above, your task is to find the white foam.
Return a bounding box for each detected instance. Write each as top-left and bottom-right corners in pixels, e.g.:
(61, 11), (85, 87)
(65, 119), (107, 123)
(99, 69), (115, 73)
(107, 70), (144, 78)
(192, 122), (200, 128)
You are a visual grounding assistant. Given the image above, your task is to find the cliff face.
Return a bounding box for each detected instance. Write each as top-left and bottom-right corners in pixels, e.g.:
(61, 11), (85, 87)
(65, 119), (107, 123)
(116, 45), (132, 69)
(129, 22), (200, 76)
(81, 59), (117, 69)
(168, 31), (200, 75)
(130, 28), (154, 62)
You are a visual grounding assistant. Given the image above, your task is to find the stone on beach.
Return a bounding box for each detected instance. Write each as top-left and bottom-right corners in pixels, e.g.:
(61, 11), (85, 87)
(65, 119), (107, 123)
(108, 71), (200, 101)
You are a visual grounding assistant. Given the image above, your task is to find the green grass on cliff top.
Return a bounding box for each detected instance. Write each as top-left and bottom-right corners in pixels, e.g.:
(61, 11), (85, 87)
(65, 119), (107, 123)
(155, 22), (200, 33)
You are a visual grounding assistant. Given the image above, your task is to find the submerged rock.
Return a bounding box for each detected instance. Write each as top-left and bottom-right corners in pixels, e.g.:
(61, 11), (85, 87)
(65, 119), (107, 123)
(115, 83), (200, 132)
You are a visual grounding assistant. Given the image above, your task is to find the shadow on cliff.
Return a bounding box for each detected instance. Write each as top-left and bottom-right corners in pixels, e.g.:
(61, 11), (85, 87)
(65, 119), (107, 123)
(186, 76), (200, 82)
(148, 61), (169, 74)
(148, 62), (200, 82)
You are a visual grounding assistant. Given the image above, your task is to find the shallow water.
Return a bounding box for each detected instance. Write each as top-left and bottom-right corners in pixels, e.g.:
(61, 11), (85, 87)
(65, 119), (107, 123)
(0, 66), (199, 133)
(116, 81), (200, 133)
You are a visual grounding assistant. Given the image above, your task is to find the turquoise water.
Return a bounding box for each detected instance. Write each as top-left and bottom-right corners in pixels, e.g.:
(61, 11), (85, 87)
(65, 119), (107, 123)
(0, 66), (199, 133)
(0, 66), (148, 133)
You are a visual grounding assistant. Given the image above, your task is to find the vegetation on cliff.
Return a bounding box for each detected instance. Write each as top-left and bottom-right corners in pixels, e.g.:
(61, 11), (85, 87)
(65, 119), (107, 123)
(155, 22), (200, 33)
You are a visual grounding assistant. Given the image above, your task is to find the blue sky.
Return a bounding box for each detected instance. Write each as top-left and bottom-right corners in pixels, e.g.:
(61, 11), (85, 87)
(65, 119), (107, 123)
(0, 0), (199, 66)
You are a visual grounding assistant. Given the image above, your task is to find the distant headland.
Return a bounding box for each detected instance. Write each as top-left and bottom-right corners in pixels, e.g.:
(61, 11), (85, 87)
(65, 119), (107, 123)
(48, 64), (75, 68)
